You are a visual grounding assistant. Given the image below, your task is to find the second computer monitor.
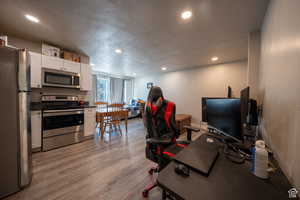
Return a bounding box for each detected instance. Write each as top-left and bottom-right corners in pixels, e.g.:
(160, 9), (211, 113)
(202, 98), (242, 140)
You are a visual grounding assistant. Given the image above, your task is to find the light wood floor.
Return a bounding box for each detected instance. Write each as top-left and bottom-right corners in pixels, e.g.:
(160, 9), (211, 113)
(4, 119), (201, 200)
(5, 119), (161, 200)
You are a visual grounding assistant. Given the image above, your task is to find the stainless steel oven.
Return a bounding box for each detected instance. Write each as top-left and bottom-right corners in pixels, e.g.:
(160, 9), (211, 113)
(42, 109), (84, 151)
(42, 68), (80, 89)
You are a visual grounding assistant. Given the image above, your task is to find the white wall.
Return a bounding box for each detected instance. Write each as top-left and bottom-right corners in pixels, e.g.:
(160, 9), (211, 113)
(259, 0), (300, 190)
(247, 31), (261, 100)
(135, 60), (247, 123)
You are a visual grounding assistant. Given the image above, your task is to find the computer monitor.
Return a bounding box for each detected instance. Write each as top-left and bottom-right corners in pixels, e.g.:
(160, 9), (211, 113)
(240, 87), (258, 126)
(240, 87), (250, 124)
(202, 98), (242, 140)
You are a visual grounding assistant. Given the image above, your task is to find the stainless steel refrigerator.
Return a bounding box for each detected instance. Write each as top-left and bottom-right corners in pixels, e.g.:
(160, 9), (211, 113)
(0, 46), (32, 198)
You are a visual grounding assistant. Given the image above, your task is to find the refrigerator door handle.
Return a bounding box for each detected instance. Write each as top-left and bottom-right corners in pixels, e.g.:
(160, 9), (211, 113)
(17, 48), (32, 187)
(18, 92), (32, 187)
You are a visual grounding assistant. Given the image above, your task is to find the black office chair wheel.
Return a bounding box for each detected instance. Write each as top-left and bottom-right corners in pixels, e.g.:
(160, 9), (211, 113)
(142, 190), (149, 198)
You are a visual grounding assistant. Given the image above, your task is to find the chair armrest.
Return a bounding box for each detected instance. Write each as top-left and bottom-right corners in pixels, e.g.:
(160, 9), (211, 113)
(184, 125), (200, 141)
(146, 138), (173, 145)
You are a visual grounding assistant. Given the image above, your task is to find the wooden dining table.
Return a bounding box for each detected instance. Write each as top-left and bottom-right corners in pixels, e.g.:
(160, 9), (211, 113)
(96, 107), (129, 137)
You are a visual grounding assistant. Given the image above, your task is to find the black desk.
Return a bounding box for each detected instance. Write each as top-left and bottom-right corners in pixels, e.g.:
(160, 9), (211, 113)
(157, 137), (293, 200)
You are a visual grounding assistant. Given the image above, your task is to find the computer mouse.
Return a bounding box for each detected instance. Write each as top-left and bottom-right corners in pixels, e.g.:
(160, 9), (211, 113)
(175, 163), (190, 177)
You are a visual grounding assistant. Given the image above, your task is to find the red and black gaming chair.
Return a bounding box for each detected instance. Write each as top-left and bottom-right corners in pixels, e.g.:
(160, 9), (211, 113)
(142, 86), (190, 198)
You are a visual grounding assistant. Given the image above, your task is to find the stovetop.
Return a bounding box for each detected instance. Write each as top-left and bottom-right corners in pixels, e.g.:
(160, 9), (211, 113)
(31, 95), (94, 111)
(41, 101), (82, 110)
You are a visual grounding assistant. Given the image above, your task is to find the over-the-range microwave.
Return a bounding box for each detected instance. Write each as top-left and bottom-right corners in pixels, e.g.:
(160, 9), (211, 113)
(42, 68), (80, 89)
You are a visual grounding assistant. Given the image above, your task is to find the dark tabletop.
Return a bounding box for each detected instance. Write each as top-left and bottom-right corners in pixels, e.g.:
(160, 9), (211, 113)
(157, 137), (294, 200)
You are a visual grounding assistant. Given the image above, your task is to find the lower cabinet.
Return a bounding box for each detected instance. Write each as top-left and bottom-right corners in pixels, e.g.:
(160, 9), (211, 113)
(31, 111), (42, 150)
(84, 108), (96, 137)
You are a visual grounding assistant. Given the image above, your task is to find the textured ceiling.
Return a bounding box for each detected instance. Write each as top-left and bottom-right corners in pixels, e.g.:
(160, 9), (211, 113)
(0, 0), (269, 76)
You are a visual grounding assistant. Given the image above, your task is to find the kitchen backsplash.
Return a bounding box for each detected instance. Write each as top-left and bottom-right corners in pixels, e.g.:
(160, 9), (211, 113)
(31, 87), (92, 103)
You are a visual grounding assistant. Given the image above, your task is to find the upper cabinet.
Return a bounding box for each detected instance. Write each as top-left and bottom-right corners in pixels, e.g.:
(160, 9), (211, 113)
(42, 55), (63, 70)
(41, 55), (80, 74)
(32, 53), (89, 90)
(63, 59), (81, 73)
(29, 51), (42, 88)
(80, 64), (92, 91)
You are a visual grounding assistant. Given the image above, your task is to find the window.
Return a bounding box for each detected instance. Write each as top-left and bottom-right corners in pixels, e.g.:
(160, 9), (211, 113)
(124, 79), (134, 104)
(93, 74), (134, 104)
(96, 77), (109, 102)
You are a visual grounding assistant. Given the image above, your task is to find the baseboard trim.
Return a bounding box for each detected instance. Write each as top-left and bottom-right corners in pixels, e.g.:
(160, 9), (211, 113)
(32, 147), (41, 153)
(83, 135), (94, 141)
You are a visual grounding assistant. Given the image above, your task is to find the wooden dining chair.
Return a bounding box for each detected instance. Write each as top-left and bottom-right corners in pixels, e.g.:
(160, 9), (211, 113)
(95, 101), (108, 107)
(95, 101), (109, 128)
(104, 103), (124, 135)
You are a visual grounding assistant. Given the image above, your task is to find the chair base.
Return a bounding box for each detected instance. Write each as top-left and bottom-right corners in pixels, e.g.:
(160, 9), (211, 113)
(143, 166), (160, 198)
(142, 183), (157, 198)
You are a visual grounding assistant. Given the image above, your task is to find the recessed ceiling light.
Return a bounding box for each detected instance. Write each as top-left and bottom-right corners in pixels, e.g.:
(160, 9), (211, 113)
(115, 48), (123, 54)
(90, 63), (95, 66)
(181, 10), (192, 20)
(25, 14), (39, 23)
(132, 73), (137, 76)
(161, 67), (167, 71)
(211, 57), (219, 61)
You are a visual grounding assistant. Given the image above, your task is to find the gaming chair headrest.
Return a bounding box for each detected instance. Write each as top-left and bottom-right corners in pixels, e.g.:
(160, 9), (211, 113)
(147, 86), (164, 103)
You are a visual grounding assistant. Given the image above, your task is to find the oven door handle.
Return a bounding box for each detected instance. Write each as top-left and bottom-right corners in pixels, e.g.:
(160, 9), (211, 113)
(43, 110), (84, 117)
(43, 109), (84, 113)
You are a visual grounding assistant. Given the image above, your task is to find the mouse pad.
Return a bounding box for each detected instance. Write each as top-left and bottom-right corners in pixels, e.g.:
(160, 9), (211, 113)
(173, 134), (220, 176)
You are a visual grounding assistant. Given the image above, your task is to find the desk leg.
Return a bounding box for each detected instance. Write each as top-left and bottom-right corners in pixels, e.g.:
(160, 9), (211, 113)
(100, 117), (104, 138)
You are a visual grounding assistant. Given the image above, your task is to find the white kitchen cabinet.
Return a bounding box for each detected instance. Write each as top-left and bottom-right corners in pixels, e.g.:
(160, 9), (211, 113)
(63, 60), (81, 73)
(42, 55), (64, 70)
(80, 64), (92, 91)
(31, 110), (42, 149)
(29, 51), (42, 88)
(42, 55), (81, 73)
(84, 108), (96, 137)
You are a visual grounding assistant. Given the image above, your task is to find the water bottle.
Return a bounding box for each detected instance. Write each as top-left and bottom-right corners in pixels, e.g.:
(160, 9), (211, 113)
(251, 140), (269, 179)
